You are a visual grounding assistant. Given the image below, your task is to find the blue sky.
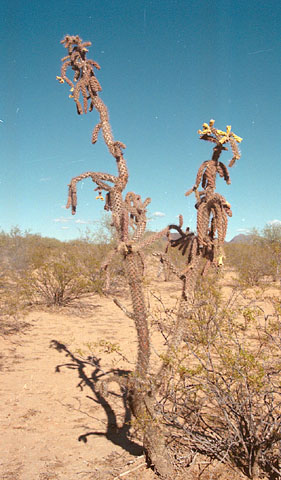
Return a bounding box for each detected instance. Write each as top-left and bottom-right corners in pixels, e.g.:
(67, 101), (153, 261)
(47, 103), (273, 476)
(1, 0), (280, 241)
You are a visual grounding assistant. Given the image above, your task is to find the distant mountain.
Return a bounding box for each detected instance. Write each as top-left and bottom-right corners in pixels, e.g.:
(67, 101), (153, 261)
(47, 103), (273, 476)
(228, 234), (253, 244)
(161, 232), (254, 244)
(169, 232), (181, 240)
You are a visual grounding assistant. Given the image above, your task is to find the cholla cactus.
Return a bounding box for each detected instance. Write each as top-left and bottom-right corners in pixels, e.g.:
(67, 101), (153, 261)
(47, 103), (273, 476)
(183, 119), (242, 257)
(58, 35), (173, 477)
(57, 35), (102, 114)
(154, 121), (242, 388)
(194, 119), (241, 250)
(58, 36), (167, 253)
(197, 118), (242, 167)
(156, 119), (242, 302)
(58, 36), (173, 465)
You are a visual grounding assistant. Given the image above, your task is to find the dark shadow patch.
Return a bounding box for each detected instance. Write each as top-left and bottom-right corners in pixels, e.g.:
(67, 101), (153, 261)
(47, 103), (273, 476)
(50, 339), (143, 456)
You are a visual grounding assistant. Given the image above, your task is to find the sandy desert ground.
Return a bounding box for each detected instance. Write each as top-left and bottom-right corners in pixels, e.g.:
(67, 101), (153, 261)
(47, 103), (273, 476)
(0, 266), (183, 480)
(0, 268), (279, 480)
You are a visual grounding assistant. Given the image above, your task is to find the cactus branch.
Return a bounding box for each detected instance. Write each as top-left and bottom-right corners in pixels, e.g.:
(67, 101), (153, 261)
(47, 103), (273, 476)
(58, 34), (175, 477)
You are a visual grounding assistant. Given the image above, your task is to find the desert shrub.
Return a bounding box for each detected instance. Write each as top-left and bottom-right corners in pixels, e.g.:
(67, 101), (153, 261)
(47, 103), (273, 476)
(77, 224), (126, 293)
(152, 279), (281, 479)
(225, 242), (269, 286)
(146, 235), (188, 281)
(20, 247), (102, 307)
(262, 223), (281, 282)
(0, 226), (62, 273)
(0, 269), (30, 336)
(225, 224), (281, 286)
(0, 227), (117, 308)
(0, 229), (33, 334)
(76, 241), (126, 294)
(226, 242), (269, 288)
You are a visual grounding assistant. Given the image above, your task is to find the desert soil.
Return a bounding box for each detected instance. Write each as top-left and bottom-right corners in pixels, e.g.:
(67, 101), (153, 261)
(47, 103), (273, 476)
(0, 270), (182, 480)
(0, 269), (279, 480)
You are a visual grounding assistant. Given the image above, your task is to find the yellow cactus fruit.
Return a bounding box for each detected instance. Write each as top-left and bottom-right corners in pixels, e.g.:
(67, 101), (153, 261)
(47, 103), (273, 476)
(198, 122), (212, 135)
(95, 191), (104, 201)
(219, 136), (228, 144)
(232, 133), (243, 143)
(216, 129), (225, 136)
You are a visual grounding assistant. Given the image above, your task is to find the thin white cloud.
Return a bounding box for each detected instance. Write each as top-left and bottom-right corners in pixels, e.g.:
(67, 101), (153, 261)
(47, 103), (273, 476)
(152, 211), (166, 217)
(53, 217), (71, 223)
(61, 226), (70, 230)
(39, 177), (51, 182)
(75, 219), (92, 224)
(247, 48), (273, 55)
